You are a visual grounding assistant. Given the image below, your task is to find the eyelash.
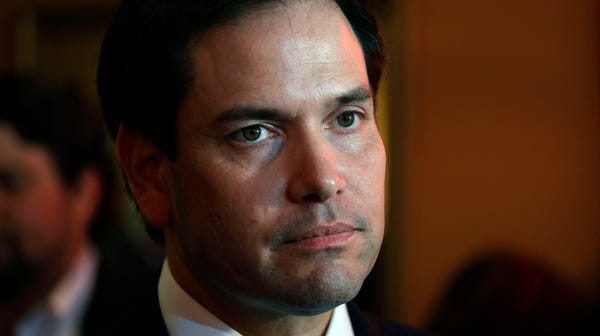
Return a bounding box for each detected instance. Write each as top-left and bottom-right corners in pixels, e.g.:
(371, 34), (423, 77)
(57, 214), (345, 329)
(227, 109), (369, 146)
(228, 124), (279, 146)
(328, 109), (368, 132)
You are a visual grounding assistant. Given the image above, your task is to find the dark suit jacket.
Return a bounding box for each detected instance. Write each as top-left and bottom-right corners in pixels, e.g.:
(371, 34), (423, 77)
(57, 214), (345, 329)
(80, 236), (169, 336)
(348, 302), (428, 336)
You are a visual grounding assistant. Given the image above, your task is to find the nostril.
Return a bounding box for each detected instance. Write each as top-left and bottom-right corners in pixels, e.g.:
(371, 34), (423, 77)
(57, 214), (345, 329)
(302, 193), (322, 203)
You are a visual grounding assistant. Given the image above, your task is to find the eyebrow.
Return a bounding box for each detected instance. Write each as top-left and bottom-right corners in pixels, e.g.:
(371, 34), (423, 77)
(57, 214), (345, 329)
(214, 107), (292, 125)
(332, 85), (372, 107)
(214, 85), (373, 125)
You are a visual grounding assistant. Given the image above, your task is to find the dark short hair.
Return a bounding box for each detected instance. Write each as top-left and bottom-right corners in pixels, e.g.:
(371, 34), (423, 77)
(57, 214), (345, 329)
(97, 0), (386, 243)
(0, 75), (122, 242)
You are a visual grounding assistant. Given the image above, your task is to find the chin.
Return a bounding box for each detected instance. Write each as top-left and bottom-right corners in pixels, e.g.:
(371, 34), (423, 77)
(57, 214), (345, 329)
(265, 267), (366, 316)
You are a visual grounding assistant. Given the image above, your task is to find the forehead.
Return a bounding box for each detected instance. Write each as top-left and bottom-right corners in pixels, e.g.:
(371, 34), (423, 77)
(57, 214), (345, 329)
(183, 1), (368, 110)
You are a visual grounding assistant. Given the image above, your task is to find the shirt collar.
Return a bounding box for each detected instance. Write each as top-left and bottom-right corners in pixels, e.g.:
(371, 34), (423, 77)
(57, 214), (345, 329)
(16, 243), (98, 336)
(47, 243), (98, 319)
(158, 260), (354, 336)
(325, 303), (355, 336)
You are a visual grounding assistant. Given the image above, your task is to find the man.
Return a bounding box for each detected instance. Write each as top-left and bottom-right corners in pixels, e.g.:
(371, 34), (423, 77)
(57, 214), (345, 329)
(0, 76), (167, 336)
(98, 0), (423, 335)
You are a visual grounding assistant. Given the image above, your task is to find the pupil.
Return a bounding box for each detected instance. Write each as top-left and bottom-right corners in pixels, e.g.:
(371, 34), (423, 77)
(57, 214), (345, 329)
(243, 126), (261, 141)
(339, 112), (354, 127)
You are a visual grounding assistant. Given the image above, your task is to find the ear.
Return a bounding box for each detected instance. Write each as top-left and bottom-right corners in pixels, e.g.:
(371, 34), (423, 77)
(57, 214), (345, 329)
(114, 124), (172, 229)
(69, 167), (102, 232)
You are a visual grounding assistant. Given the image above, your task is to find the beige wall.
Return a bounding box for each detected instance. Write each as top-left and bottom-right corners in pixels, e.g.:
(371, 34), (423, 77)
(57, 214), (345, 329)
(386, 0), (600, 328)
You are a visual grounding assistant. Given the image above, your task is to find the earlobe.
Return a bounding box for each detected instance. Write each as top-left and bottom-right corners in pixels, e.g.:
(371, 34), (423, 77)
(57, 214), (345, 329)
(114, 124), (172, 229)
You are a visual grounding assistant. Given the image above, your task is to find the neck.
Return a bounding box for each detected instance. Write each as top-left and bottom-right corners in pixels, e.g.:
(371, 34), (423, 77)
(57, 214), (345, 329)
(233, 313), (332, 336)
(167, 252), (333, 336)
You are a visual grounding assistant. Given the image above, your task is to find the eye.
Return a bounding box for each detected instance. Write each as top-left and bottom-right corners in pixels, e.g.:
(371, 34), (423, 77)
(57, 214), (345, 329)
(335, 111), (359, 128)
(230, 124), (275, 144)
(242, 125), (263, 141)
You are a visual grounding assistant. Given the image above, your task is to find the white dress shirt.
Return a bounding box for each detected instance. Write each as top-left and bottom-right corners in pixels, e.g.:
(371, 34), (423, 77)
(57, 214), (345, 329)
(15, 244), (98, 336)
(158, 260), (355, 336)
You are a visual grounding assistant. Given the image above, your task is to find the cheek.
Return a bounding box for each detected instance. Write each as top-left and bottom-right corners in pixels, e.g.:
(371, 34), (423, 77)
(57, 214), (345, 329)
(9, 189), (70, 261)
(352, 137), (386, 196)
(349, 138), (386, 230)
(213, 176), (286, 249)
(174, 172), (282, 283)
(24, 188), (67, 224)
(174, 162), (285, 248)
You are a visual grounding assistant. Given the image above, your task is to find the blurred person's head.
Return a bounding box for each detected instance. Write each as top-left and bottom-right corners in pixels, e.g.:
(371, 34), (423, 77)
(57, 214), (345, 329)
(0, 76), (120, 312)
(428, 250), (591, 336)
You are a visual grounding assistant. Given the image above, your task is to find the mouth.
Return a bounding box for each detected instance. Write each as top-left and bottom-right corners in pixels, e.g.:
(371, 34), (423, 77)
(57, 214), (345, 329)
(282, 223), (358, 250)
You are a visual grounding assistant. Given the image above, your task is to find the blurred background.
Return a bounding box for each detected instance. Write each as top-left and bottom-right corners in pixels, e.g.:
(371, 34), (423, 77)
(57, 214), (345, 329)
(1, 0), (598, 332)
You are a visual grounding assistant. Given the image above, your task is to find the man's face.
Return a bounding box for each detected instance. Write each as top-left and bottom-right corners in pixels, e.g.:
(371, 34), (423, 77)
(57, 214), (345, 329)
(164, 2), (386, 315)
(0, 124), (78, 301)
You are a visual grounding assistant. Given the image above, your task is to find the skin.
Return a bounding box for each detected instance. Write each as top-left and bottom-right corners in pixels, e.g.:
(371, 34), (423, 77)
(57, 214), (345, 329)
(116, 2), (386, 335)
(0, 124), (99, 332)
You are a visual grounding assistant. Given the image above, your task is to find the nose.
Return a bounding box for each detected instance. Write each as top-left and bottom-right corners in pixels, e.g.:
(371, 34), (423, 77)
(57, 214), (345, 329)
(287, 135), (346, 203)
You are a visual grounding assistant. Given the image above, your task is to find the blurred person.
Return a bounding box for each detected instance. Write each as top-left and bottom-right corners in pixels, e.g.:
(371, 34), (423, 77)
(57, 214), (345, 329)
(0, 75), (167, 336)
(428, 250), (593, 335)
(97, 0), (427, 335)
